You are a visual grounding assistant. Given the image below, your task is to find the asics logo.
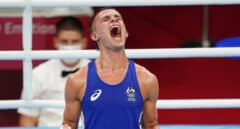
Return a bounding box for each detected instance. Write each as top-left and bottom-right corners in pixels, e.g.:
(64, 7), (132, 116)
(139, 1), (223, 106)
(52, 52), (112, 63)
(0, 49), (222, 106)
(90, 89), (102, 101)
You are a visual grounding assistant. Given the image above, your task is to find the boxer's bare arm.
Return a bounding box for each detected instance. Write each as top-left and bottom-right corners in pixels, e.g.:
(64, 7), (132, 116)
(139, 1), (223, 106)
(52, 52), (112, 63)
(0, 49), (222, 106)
(142, 74), (159, 129)
(136, 65), (159, 129)
(62, 67), (87, 129)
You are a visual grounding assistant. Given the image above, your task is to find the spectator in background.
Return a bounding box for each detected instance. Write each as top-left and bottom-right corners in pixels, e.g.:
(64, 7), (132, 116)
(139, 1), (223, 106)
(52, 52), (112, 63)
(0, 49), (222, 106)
(18, 16), (89, 127)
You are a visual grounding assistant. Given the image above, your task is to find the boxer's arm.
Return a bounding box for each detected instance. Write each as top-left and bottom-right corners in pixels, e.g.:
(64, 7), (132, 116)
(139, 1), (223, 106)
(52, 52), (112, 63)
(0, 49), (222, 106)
(142, 74), (159, 129)
(62, 75), (81, 129)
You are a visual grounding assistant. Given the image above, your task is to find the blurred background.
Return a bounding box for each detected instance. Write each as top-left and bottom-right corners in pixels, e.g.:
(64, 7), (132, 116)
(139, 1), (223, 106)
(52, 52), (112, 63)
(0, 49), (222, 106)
(0, 6), (240, 126)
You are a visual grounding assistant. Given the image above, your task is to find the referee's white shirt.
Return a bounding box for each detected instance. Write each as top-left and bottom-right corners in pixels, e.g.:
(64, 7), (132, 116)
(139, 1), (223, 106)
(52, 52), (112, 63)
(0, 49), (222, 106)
(18, 59), (89, 127)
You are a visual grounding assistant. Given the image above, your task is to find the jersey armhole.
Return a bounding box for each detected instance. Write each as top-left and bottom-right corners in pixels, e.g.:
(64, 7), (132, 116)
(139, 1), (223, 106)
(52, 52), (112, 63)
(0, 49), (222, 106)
(80, 61), (92, 104)
(131, 62), (144, 105)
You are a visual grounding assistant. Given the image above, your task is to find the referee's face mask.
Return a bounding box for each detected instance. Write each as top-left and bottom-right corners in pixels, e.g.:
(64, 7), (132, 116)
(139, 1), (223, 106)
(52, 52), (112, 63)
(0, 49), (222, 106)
(54, 30), (86, 65)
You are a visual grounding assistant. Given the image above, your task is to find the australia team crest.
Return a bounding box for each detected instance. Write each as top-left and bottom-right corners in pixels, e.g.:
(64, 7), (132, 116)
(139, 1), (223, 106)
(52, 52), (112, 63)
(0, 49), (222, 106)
(126, 87), (136, 102)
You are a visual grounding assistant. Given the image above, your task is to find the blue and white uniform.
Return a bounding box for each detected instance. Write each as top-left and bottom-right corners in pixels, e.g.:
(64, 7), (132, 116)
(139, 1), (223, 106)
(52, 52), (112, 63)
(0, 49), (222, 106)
(81, 60), (143, 129)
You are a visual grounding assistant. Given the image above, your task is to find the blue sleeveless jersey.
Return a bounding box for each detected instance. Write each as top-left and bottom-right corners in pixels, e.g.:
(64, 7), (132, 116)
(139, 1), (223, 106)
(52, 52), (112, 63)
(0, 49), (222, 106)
(81, 60), (143, 129)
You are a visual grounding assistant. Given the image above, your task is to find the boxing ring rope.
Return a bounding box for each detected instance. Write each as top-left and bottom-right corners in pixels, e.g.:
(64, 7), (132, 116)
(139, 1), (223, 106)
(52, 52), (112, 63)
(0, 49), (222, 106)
(1, 48), (240, 60)
(22, 0), (33, 101)
(0, 0), (240, 110)
(0, 99), (240, 109)
(1, 0), (240, 7)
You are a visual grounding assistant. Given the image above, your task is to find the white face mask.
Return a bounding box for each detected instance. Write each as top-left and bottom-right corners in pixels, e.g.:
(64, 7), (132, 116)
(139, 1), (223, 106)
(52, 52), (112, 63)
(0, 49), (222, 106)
(57, 44), (82, 50)
(57, 44), (82, 65)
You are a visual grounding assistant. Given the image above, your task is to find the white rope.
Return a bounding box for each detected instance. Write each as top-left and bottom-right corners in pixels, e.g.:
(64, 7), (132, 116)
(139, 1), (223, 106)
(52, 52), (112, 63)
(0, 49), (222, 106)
(0, 8), (94, 17)
(158, 99), (240, 109)
(22, 0), (33, 101)
(0, 48), (240, 60)
(0, 0), (25, 8)
(1, 0), (240, 8)
(30, 0), (240, 7)
(1, 99), (240, 109)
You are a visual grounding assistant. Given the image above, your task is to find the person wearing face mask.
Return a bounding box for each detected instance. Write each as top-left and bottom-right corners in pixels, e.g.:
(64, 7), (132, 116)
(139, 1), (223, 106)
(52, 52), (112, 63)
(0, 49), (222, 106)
(17, 16), (89, 127)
